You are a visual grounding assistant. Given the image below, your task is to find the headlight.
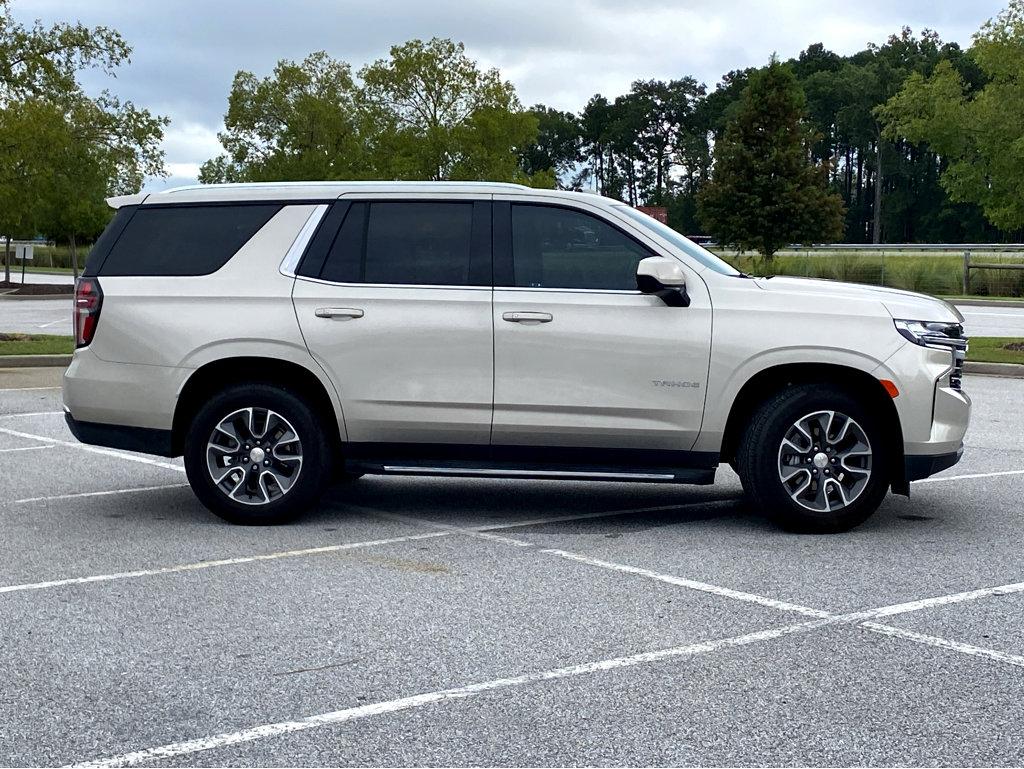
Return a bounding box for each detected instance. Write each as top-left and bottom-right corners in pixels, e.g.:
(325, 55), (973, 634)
(894, 319), (968, 390)
(893, 319), (966, 349)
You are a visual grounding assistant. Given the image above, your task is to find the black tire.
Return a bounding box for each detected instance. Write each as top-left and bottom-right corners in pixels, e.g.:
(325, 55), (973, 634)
(735, 383), (890, 534)
(184, 383), (332, 525)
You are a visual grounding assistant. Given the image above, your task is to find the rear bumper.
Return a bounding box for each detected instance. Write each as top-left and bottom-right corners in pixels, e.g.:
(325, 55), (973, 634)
(64, 410), (175, 457)
(905, 445), (963, 482)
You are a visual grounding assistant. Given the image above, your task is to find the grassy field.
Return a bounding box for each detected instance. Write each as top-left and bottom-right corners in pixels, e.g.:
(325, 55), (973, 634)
(713, 250), (1024, 299)
(966, 337), (1024, 365)
(0, 334), (75, 356)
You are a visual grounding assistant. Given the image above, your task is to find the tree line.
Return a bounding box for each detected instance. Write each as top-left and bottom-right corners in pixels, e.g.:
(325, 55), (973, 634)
(2, 0), (1023, 273)
(521, 14), (1024, 247)
(201, 2), (1024, 251)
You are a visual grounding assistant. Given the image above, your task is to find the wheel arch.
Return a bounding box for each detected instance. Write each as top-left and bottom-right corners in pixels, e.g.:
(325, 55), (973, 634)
(171, 356), (344, 459)
(719, 362), (906, 493)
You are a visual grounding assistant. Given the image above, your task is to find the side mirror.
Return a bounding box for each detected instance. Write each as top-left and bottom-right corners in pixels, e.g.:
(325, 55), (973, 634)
(636, 257), (690, 307)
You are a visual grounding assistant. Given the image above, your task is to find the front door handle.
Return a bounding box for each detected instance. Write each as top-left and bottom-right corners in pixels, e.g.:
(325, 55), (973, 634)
(315, 307), (364, 319)
(502, 311), (553, 324)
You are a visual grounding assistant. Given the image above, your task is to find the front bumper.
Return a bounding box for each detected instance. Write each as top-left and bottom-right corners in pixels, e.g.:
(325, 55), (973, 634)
(905, 445), (963, 482)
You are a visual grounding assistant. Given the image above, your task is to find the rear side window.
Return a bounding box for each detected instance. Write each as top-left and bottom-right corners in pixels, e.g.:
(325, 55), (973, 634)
(82, 206), (137, 276)
(511, 204), (653, 290)
(97, 204), (281, 276)
(317, 201), (485, 286)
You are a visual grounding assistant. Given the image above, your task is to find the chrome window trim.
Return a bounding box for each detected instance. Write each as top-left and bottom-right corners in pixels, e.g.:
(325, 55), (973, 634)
(293, 275), (492, 291)
(293, 274), (643, 295)
(279, 204), (329, 278)
(494, 286), (643, 295)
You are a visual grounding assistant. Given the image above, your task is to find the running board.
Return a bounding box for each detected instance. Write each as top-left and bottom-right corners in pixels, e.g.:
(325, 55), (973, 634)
(348, 461), (715, 485)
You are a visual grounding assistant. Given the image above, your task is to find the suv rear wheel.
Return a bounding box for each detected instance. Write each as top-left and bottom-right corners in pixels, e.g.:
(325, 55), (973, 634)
(736, 384), (890, 533)
(183, 383), (331, 525)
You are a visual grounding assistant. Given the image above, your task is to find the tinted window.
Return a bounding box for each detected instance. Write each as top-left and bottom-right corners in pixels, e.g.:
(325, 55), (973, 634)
(318, 202), (476, 286)
(614, 205), (740, 276)
(511, 204), (652, 290)
(83, 206), (137, 276)
(98, 204), (281, 276)
(318, 203), (365, 283)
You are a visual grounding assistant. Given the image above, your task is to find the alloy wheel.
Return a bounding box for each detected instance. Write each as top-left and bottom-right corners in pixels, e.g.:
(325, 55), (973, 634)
(205, 407), (303, 505)
(776, 410), (872, 512)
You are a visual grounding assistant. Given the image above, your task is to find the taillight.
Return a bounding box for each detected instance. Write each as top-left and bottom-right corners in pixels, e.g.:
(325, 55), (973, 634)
(74, 277), (103, 348)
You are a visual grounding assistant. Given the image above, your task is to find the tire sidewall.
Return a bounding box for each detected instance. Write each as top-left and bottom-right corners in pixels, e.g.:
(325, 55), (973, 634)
(184, 384), (330, 525)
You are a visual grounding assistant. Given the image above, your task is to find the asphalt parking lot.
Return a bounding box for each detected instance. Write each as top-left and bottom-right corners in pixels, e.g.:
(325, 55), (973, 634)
(1, 368), (1024, 767)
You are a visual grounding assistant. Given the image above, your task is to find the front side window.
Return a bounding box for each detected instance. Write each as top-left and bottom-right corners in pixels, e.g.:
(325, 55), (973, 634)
(613, 204), (740, 276)
(319, 201), (476, 286)
(97, 204), (281, 276)
(511, 204), (653, 290)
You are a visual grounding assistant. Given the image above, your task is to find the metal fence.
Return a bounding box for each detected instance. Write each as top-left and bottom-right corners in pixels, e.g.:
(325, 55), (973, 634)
(703, 243), (1024, 298)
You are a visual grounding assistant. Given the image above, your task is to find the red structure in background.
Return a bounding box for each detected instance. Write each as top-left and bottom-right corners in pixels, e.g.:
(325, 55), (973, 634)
(635, 206), (668, 223)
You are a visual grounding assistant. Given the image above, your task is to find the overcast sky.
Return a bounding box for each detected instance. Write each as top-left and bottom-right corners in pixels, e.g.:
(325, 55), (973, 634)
(15, 0), (1006, 191)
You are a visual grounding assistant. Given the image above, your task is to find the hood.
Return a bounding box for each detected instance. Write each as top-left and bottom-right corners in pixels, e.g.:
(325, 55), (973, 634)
(753, 276), (964, 324)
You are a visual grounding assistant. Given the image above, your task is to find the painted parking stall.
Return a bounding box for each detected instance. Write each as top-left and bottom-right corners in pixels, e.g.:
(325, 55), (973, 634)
(1, 370), (1024, 766)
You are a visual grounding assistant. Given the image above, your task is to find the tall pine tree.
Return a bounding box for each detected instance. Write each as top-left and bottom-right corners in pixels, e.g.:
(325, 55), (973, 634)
(698, 58), (844, 258)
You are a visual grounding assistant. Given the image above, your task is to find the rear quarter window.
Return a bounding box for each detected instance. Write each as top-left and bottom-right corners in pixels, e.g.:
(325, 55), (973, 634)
(96, 204), (282, 276)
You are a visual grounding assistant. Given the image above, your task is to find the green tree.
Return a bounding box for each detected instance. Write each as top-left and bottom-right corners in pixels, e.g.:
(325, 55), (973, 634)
(698, 59), (845, 258)
(879, 2), (1024, 232)
(0, 0), (130, 102)
(517, 104), (583, 188)
(358, 38), (538, 182)
(199, 52), (365, 183)
(0, 1), (166, 281)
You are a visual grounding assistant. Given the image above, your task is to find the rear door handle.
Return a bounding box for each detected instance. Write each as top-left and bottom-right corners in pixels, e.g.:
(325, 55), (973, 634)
(315, 307), (364, 319)
(502, 311), (553, 324)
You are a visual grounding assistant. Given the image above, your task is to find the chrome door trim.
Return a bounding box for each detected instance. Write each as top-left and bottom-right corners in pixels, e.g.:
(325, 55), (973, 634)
(279, 204), (329, 277)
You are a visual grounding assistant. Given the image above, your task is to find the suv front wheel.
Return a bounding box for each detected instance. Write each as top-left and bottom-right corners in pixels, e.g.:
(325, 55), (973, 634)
(183, 383), (331, 525)
(736, 384), (891, 533)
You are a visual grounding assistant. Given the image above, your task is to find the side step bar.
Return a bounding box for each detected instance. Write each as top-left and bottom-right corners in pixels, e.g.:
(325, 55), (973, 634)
(348, 462), (716, 485)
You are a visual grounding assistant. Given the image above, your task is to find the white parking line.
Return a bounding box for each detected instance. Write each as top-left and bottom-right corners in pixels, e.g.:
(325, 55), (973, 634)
(0, 410), (63, 419)
(916, 468), (1024, 483)
(860, 622), (1024, 668)
(0, 426), (184, 473)
(0, 386), (61, 392)
(394, 512), (1024, 674)
(543, 549), (829, 618)
(64, 618), (828, 769)
(0, 531), (449, 596)
(14, 484), (189, 504)
(0, 445), (53, 454)
(65, 572), (1024, 768)
(0, 499), (741, 595)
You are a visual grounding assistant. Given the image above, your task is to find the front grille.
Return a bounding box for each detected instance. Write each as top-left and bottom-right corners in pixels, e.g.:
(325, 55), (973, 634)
(921, 323), (967, 391)
(950, 342), (967, 390)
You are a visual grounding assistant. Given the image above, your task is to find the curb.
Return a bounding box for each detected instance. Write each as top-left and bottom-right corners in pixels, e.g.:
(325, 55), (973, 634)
(963, 361), (1024, 377)
(0, 293), (72, 301)
(0, 354), (72, 368)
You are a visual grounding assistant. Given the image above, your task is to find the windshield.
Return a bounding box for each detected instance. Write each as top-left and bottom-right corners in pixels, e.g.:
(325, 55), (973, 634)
(613, 205), (740, 276)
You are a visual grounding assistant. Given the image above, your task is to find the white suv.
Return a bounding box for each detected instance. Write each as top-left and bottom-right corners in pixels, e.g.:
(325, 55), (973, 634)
(63, 182), (970, 532)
